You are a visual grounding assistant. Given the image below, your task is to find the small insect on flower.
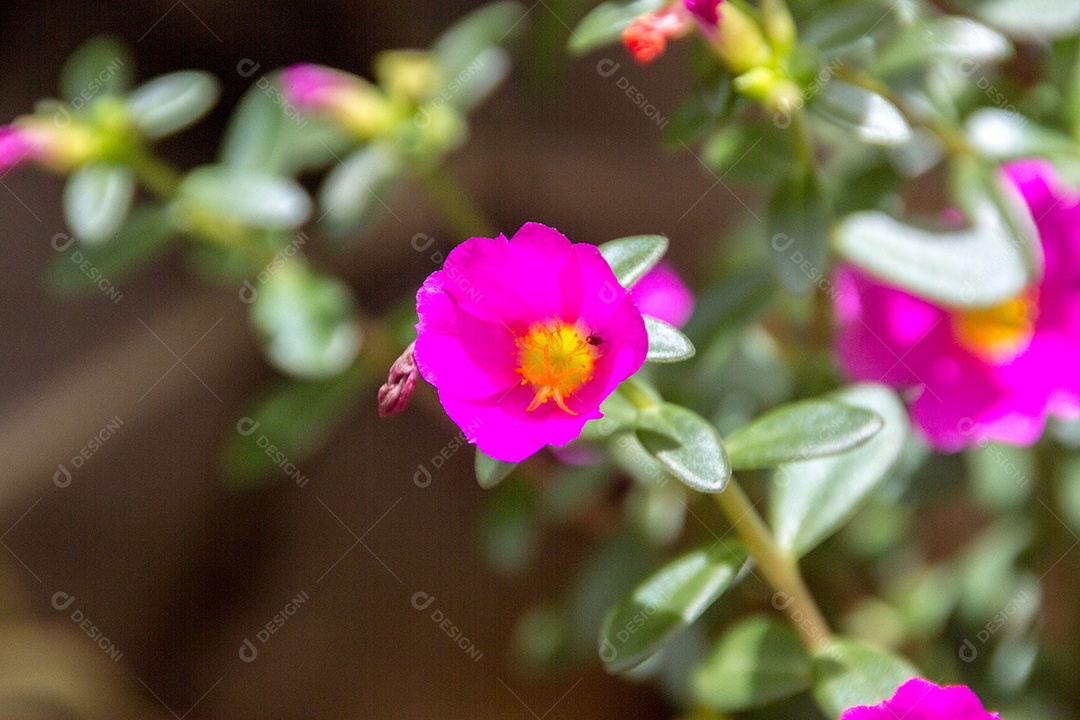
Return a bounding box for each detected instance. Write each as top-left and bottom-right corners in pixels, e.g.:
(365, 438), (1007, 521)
(586, 328), (607, 347)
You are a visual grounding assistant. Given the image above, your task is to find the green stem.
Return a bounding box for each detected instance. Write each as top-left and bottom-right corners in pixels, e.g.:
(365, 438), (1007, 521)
(714, 479), (832, 651)
(124, 143), (183, 199)
(423, 166), (497, 241)
(791, 109), (815, 170)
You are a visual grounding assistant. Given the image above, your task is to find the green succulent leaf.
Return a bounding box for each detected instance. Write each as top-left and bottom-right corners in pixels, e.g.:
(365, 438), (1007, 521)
(434, 2), (528, 82)
(177, 165), (312, 230)
(950, 0), (1080, 40)
(60, 36), (134, 106)
(317, 145), (404, 239)
(598, 234), (669, 288)
(726, 398), (884, 471)
(251, 265), (362, 379)
(812, 80), (911, 146)
(568, 0), (667, 55)
(637, 403), (731, 493)
(63, 163), (136, 245)
(599, 542), (747, 673)
(769, 384), (907, 557)
(127, 70), (222, 139)
(811, 638), (918, 718)
(644, 316), (697, 363)
(475, 448), (518, 489)
(692, 617), (812, 711)
(874, 17), (1011, 76)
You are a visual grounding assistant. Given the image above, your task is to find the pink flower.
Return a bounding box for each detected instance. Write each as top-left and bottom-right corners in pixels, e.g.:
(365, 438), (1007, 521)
(0, 125), (42, 173)
(835, 159), (1080, 451)
(841, 678), (998, 720)
(415, 223), (649, 462)
(631, 261), (695, 328)
(280, 64), (354, 111)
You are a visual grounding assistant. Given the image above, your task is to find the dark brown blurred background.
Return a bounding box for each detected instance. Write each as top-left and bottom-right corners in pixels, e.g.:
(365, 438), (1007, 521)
(0, 1), (741, 717)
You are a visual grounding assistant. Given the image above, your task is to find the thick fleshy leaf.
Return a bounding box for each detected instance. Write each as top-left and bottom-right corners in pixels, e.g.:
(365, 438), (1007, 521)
(726, 399), (884, 471)
(874, 17), (1011, 76)
(579, 387), (639, 441)
(835, 199), (1033, 308)
(964, 108), (1076, 160)
(60, 36), (134, 106)
(950, 0), (1080, 39)
(767, 171), (831, 293)
(481, 478), (539, 574)
(220, 362), (369, 486)
(63, 163), (135, 245)
(599, 542), (747, 673)
(433, 2), (527, 82)
(692, 617), (811, 711)
(812, 80), (911, 146)
(811, 638), (918, 718)
(317, 145), (403, 238)
(769, 384), (907, 557)
(127, 70), (221, 139)
(597, 234), (668, 288)
(251, 266), (362, 379)
(637, 403), (731, 493)
(568, 0), (667, 55)
(177, 165), (312, 230)
(644, 316), (696, 363)
(802, 2), (905, 59)
(45, 206), (175, 294)
(476, 448), (518, 489)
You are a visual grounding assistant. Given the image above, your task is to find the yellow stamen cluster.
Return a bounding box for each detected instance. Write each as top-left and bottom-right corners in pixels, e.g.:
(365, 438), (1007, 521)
(515, 318), (598, 415)
(953, 291), (1038, 363)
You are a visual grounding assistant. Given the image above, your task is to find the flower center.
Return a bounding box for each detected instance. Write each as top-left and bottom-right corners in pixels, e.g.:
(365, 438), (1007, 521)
(515, 318), (598, 415)
(952, 290), (1038, 363)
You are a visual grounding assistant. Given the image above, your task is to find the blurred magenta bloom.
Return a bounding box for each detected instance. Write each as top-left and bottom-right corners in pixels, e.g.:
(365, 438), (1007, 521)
(0, 125), (38, 172)
(841, 678), (998, 720)
(415, 223), (649, 462)
(280, 64), (352, 110)
(685, 0), (722, 27)
(835, 160), (1080, 450)
(631, 261), (695, 328)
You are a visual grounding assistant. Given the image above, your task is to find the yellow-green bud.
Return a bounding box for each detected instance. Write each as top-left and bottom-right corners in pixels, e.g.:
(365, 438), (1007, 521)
(374, 50), (442, 104)
(760, 0), (797, 54)
(711, 3), (771, 75)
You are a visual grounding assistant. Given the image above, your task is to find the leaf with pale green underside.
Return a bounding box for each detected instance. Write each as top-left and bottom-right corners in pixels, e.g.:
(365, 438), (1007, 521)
(769, 384), (907, 557)
(568, 0), (667, 55)
(637, 403), (731, 493)
(726, 398), (884, 471)
(644, 316), (696, 363)
(811, 638), (918, 718)
(63, 163), (135, 245)
(127, 70), (221, 139)
(433, 2), (527, 82)
(950, 0), (1080, 40)
(476, 448), (518, 489)
(599, 542), (747, 673)
(874, 17), (1011, 76)
(60, 36), (134, 105)
(598, 234), (668, 288)
(812, 80), (911, 146)
(692, 617), (811, 711)
(177, 165), (312, 230)
(317, 145), (403, 239)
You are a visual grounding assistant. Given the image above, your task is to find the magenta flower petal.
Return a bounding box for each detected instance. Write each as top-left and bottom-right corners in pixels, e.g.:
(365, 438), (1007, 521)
(684, 0), (722, 27)
(840, 678), (998, 720)
(835, 160), (1080, 450)
(631, 261), (696, 328)
(415, 223), (649, 462)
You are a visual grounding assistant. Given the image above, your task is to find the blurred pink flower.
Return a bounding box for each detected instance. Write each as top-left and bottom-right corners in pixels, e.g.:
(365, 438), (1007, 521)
(415, 223), (649, 462)
(835, 159), (1080, 450)
(631, 260), (695, 328)
(841, 678), (998, 720)
(0, 125), (43, 173)
(684, 0), (722, 27)
(279, 64), (353, 110)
